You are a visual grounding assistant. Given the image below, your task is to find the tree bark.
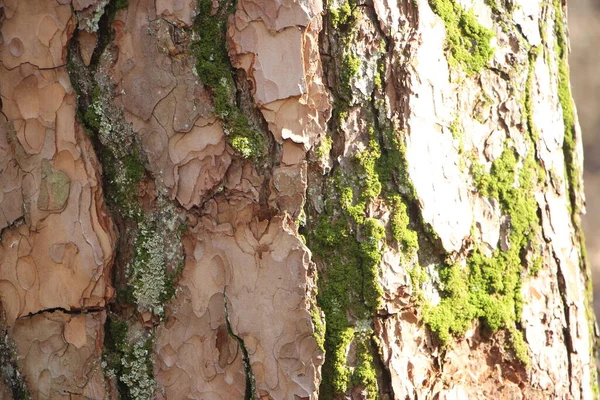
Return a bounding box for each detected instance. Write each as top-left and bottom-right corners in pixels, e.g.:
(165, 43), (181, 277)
(0, 0), (596, 399)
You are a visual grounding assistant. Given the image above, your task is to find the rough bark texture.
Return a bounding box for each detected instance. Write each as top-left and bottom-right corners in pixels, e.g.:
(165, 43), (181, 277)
(0, 0), (597, 399)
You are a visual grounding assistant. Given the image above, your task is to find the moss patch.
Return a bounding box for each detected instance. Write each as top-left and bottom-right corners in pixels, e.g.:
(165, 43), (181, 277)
(428, 0), (495, 74)
(352, 336), (378, 400)
(340, 53), (361, 104)
(308, 121), (422, 397)
(425, 144), (539, 365)
(426, 55), (546, 355)
(389, 195), (418, 253)
(193, 0), (265, 160)
(553, 1), (598, 392)
(329, 0), (357, 29)
(316, 135), (333, 161)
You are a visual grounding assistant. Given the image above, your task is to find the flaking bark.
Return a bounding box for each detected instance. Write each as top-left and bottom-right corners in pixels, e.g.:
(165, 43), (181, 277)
(0, 0), (596, 399)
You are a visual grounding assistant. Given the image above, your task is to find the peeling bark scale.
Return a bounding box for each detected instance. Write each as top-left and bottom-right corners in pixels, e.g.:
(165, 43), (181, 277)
(0, 0), (597, 399)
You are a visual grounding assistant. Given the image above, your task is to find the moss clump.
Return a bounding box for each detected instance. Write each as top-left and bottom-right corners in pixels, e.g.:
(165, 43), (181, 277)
(552, 0), (580, 219)
(311, 211), (383, 397)
(308, 121), (422, 397)
(115, 0), (129, 10)
(428, 0), (495, 74)
(193, 0), (265, 160)
(101, 149), (144, 220)
(528, 255), (543, 276)
(327, 0), (362, 114)
(423, 263), (478, 344)
(425, 146), (538, 365)
(316, 136), (333, 160)
(360, 218), (387, 309)
(352, 337), (378, 400)
(329, 0), (357, 29)
(340, 53), (361, 103)
(375, 127), (416, 199)
(373, 50), (386, 91)
(389, 195), (418, 254)
(309, 305), (326, 352)
(408, 263), (427, 303)
(310, 170), (384, 396)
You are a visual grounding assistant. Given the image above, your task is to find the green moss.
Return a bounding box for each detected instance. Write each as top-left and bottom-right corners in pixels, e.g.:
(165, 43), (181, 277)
(425, 145), (538, 364)
(308, 121), (423, 396)
(360, 218), (386, 310)
(162, 260), (184, 305)
(316, 136), (333, 160)
(351, 337), (379, 400)
(389, 195), (418, 254)
(449, 117), (462, 140)
(508, 325), (529, 366)
(83, 108), (101, 133)
(374, 52), (386, 91)
(310, 163), (383, 396)
(110, 318), (129, 351)
(552, 0), (580, 220)
(373, 70), (382, 90)
(376, 128), (416, 199)
(408, 264), (427, 304)
(356, 130), (383, 201)
(101, 150), (144, 220)
(554, 3), (598, 391)
(311, 212), (384, 397)
(423, 263), (478, 344)
(528, 255), (542, 276)
(428, 0), (495, 74)
(329, 0), (356, 29)
(310, 305), (326, 352)
(340, 52), (361, 105)
(115, 0), (129, 10)
(193, 0), (265, 160)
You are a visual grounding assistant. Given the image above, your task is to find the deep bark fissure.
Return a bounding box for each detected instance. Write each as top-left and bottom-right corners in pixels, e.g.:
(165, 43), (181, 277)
(0, 216), (23, 242)
(223, 292), (256, 400)
(18, 306), (105, 319)
(554, 249), (575, 394)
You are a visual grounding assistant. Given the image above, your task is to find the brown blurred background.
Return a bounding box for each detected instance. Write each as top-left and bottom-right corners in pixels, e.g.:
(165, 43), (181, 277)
(569, 0), (600, 318)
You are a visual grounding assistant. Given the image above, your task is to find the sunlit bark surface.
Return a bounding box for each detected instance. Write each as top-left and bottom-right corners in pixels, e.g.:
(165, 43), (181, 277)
(0, 0), (596, 399)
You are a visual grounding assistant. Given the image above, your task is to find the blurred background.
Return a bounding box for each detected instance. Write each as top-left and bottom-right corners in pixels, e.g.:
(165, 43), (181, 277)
(569, 0), (600, 320)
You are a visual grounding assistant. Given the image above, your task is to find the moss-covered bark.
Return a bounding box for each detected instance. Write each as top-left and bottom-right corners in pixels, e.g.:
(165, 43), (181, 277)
(1, 0), (596, 398)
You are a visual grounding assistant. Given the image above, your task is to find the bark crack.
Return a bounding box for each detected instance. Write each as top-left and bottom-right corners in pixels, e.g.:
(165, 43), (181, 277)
(18, 305), (105, 320)
(223, 292), (256, 400)
(553, 248), (575, 395)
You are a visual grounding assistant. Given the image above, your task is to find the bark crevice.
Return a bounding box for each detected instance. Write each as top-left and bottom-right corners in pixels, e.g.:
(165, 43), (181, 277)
(224, 292), (257, 400)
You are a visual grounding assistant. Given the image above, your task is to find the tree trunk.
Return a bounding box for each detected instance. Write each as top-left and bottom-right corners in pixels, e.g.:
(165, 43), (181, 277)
(0, 0), (596, 398)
